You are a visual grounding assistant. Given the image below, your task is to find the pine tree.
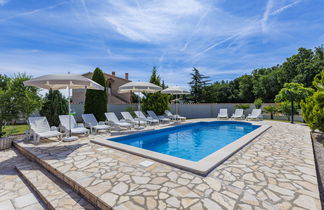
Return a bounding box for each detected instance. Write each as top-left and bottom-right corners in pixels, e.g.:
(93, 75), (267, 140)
(39, 90), (68, 126)
(84, 68), (107, 121)
(188, 67), (210, 102)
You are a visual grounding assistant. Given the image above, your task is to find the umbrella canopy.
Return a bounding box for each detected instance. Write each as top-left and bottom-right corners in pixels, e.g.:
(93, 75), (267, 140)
(161, 86), (190, 95)
(23, 74), (104, 90)
(118, 81), (162, 93)
(24, 74), (104, 140)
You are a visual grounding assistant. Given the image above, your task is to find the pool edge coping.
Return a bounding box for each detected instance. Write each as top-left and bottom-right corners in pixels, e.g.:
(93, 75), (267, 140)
(91, 121), (271, 176)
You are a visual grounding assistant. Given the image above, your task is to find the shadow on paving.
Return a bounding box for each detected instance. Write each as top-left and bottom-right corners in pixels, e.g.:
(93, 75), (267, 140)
(312, 131), (324, 209)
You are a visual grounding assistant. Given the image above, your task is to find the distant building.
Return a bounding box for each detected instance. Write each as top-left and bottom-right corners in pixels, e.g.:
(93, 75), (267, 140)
(72, 71), (132, 104)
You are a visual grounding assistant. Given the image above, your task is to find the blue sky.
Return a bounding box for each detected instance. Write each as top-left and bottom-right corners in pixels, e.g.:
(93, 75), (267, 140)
(1, 0), (324, 88)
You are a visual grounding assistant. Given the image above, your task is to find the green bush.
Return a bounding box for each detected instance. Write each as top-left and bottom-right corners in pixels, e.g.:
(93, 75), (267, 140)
(301, 91), (324, 132)
(301, 70), (324, 132)
(84, 68), (107, 121)
(263, 105), (278, 119)
(254, 98), (263, 109)
(39, 90), (68, 126)
(141, 67), (169, 115)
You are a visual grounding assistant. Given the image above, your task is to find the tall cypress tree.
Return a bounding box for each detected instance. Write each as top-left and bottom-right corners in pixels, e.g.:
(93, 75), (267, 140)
(84, 68), (107, 121)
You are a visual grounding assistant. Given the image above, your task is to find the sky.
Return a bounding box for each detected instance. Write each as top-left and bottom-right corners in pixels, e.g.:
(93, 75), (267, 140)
(0, 0), (324, 88)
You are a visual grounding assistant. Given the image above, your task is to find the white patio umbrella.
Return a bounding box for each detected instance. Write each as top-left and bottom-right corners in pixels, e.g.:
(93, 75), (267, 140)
(24, 74), (104, 140)
(118, 81), (162, 127)
(162, 86), (190, 115)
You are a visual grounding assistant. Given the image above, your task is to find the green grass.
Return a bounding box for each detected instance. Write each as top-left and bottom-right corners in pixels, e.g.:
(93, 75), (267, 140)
(3, 124), (29, 135)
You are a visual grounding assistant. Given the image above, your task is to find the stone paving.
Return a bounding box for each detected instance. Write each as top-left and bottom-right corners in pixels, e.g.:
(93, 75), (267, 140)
(10, 120), (323, 209)
(0, 149), (46, 210)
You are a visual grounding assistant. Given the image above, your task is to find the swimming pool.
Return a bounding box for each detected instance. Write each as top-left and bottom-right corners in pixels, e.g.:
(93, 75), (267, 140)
(108, 121), (260, 161)
(92, 120), (270, 175)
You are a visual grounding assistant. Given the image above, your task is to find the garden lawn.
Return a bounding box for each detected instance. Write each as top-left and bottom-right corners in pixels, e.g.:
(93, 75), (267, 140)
(3, 124), (29, 135)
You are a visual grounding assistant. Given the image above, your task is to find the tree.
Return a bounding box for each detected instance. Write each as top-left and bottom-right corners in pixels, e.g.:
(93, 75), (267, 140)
(84, 68), (108, 121)
(188, 67), (210, 103)
(141, 67), (170, 115)
(237, 75), (254, 102)
(252, 67), (282, 102)
(0, 73), (42, 137)
(274, 83), (314, 107)
(301, 70), (324, 132)
(0, 89), (18, 137)
(39, 90), (68, 126)
(263, 105), (278, 119)
(9, 73), (43, 120)
(278, 102), (298, 121)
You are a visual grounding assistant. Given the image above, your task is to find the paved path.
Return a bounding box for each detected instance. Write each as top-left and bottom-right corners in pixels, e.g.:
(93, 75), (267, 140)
(11, 120), (322, 209)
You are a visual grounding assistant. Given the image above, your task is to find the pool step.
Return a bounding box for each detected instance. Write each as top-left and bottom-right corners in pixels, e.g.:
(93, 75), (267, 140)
(14, 141), (112, 209)
(16, 162), (96, 210)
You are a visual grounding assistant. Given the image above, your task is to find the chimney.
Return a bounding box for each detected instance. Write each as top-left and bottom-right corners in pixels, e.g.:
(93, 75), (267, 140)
(112, 71), (115, 76)
(125, 73), (129, 80)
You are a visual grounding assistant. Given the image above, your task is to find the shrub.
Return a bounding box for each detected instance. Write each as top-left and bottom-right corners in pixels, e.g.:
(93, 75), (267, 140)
(301, 91), (324, 132)
(141, 67), (170, 115)
(254, 98), (263, 109)
(300, 70), (324, 132)
(84, 68), (107, 121)
(39, 90), (68, 126)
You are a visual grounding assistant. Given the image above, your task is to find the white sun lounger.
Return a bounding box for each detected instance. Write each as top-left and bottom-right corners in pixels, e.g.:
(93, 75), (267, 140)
(82, 114), (110, 134)
(246, 109), (262, 120)
(28, 117), (63, 144)
(231, 109), (244, 119)
(121, 112), (147, 126)
(147, 110), (170, 124)
(59, 115), (89, 135)
(134, 111), (159, 125)
(105, 112), (132, 129)
(164, 110), (186, 121)
(217, 108), (228, 119)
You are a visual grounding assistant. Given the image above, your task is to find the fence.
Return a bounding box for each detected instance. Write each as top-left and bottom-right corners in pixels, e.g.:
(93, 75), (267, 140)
(71, 103), (304, 122)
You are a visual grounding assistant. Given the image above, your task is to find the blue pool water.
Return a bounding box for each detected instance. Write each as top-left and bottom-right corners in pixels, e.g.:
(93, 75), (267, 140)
(108, 121), (260, 161)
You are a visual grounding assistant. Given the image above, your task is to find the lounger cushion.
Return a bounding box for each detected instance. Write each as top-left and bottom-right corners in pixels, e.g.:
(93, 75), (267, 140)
(93, 124), (110, 130)
(37, 131), (62, 138)
(71, 127), (89, 134)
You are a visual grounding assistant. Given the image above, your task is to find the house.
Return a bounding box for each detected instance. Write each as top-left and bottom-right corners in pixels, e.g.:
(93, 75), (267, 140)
(72, 71), (132, 104)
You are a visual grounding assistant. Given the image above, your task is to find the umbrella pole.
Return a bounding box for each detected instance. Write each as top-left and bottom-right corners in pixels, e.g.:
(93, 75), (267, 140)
(68, 86), (71, 137)
(138, 92), (141, 127)
(176, 94), (178, 116)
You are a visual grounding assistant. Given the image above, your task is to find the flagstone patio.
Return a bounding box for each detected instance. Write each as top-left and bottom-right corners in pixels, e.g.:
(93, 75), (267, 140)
(3, 120), (322, 209)
(0, 149), (46, 210)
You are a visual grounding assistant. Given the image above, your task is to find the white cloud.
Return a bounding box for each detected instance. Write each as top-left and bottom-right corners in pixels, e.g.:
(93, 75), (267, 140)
(0, 0), (9, 6)
(102, 0), (205, 42)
